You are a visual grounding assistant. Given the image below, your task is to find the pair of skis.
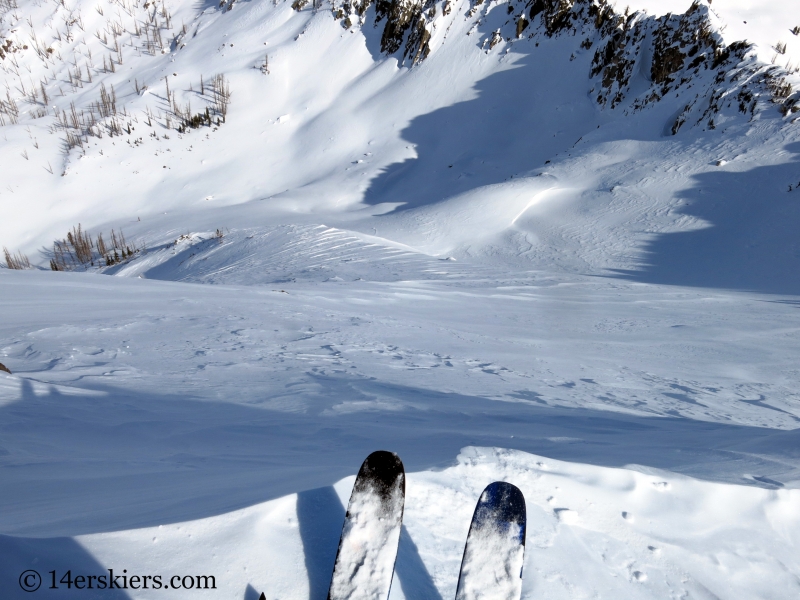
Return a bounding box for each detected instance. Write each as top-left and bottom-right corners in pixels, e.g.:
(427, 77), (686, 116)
(316, 451), (526, 600)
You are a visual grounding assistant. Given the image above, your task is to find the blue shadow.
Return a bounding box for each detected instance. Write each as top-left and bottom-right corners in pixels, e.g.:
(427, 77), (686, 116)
(296, 486), (346, 600)
(392, 525), (443, 600)
(611, 141), (800, 296)
(0, 535), (132, 600)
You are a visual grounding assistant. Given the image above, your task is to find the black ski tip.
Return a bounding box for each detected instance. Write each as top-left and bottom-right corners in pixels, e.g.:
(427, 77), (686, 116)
(363, 450), (404, 472)
(354, 450), (405, 500)
(474, 481), (526, 544)
(258, 593), (266, 600)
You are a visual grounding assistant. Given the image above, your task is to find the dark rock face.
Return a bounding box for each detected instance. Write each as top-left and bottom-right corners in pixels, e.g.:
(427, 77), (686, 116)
(527, 0), (796, 129)
(651, 46), (686, 85)
(326, 0), (434, 65)
(377, 0), (423, 55)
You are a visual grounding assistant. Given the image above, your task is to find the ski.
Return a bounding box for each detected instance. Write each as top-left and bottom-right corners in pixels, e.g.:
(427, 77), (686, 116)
(455, 481), (527, 600)
(327, 450), (406, 600)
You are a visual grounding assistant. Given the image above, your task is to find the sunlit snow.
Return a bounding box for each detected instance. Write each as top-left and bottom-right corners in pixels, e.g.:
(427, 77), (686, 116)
(2, 0), (800, 598)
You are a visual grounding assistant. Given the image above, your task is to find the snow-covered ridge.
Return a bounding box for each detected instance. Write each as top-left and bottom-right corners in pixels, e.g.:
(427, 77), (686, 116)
(336, 0), (798, 124)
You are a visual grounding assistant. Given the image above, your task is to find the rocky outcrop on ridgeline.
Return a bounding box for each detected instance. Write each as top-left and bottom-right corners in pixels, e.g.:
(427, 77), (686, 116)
(579, 1), (797, 131)
(512, 0), (798, 131)
(319, 0), (435, 65)
(292, 0), (798, 132)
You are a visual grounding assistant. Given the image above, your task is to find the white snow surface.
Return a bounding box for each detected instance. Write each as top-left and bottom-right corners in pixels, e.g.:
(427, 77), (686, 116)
(2, 0), (800, 597)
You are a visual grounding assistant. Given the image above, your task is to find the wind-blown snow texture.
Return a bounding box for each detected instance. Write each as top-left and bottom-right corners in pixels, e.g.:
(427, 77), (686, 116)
(2, 0), (800, 598)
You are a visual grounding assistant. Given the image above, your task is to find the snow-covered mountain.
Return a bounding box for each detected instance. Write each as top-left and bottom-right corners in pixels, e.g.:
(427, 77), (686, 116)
(2, 0), (799, 288)
(2, 0), (800, 598)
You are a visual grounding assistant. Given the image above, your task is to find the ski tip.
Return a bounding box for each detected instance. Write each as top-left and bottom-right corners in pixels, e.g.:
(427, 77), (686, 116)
(363, 450), (404, 471)
(360, 451), (405, 480)
(456, 482), (528, 597)
(475, 481), (526, 541)
(354, 450), (405, 500)
(258, 593), (266, 600)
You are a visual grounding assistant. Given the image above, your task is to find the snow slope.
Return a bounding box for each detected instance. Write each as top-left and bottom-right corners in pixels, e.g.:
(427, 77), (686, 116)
(2, 0), (800, 598)
(2, 0), (800, 289)
(2, 262), (800, 597)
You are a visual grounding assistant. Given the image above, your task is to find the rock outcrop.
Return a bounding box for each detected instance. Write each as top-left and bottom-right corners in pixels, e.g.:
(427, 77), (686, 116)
(295, 0), (798, 131)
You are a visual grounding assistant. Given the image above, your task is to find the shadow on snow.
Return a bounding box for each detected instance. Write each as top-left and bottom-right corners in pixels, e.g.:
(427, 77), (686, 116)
(2, 374), (798, 535)
(295, 486), (441, 600)
(611, 141), (800, 296)
(361, 34), (602, 211)
(0, 536), (133, 600)
(2, 372), (799, 595)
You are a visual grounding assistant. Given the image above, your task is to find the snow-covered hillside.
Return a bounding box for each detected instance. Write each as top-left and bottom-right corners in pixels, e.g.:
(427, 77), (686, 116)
(2, 0), (800, 288)
(2, 0), (800, 598)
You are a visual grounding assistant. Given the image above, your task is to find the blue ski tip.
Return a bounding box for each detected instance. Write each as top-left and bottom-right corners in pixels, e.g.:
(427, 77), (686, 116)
(474, 482), (527, 544)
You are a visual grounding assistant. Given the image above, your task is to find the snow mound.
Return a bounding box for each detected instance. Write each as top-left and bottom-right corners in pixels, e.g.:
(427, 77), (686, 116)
(112, 224), (468, 284)
(3, 448), (798, 599)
